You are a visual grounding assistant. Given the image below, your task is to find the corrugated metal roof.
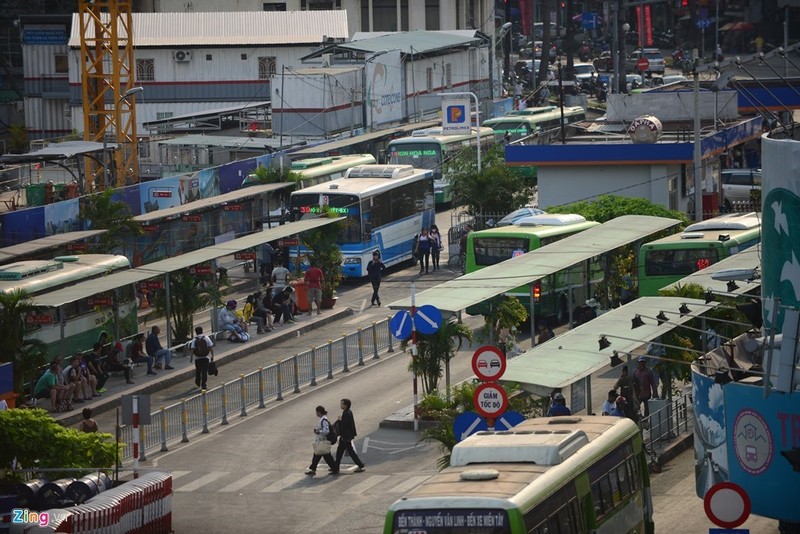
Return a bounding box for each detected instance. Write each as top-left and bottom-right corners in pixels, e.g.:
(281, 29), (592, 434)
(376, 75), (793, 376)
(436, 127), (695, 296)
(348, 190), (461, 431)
(157, 134), (279, 150)
(68, 11), (348, 47)
(0, 230), (107, 264)
(312, 30), (485, 57)
(143, 102), (270, 128)
(289, 119), (441, 157)
(0, 141), (113, 164)
(502, 296), (713, 394)
(351, 30), (482, 42)
(32, 217), (341, 308)
(660, 245), (762, 296)
(388, 215), (682, 313)
(134, 183), (290, 224)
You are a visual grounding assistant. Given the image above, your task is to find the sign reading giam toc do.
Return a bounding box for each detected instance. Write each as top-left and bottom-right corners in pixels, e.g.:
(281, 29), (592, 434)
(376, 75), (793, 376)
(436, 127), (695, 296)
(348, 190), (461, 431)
(473, 382), (509, 419)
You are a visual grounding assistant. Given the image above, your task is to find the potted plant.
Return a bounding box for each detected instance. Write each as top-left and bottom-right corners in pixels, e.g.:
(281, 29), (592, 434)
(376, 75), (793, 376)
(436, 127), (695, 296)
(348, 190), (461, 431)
(300, 208), (345, 308)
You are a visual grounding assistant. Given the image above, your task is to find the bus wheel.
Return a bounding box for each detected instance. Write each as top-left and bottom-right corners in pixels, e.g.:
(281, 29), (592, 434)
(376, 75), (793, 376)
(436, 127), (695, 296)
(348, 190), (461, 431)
(556, 295), (569, 325)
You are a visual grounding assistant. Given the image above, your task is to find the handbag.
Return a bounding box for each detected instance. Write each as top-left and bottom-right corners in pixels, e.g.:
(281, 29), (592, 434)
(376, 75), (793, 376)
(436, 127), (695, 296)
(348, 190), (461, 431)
(208, 360), (218, 376)
(313, 435), (331, 455)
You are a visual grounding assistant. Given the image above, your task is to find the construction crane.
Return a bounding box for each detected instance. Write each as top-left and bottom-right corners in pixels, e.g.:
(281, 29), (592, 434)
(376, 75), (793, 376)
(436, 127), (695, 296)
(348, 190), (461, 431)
(79, 0), (140, 190)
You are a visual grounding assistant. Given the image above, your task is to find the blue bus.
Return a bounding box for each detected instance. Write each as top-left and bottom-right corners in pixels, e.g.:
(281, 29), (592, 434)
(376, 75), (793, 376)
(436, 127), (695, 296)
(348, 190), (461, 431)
(289, 165), (435, 277)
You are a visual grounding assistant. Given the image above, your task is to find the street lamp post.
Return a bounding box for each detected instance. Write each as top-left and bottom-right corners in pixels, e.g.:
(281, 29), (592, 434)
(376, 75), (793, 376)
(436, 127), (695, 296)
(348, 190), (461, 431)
(104, 86), (144, 189)
(491, 22), (513, 100)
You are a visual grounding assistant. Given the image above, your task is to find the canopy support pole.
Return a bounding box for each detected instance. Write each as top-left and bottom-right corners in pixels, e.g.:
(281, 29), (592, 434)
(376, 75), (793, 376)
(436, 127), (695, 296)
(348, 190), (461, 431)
(165, 273), (172, 350)
(529, 283), (536, 349)
(113, 288), (121, 342)
(58, 305), (66, 360)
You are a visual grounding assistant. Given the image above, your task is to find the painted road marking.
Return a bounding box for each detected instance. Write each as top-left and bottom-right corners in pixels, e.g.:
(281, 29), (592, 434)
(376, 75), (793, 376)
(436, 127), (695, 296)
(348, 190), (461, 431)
(169, 470), (191, 480)
(344, 474), (391, 494)
(261, 473), (305, 493)
(218, 471), (270, 493)
(175, 471), (229, 492)
(388, 475), (431, 494)
(302, 474), (348, 493)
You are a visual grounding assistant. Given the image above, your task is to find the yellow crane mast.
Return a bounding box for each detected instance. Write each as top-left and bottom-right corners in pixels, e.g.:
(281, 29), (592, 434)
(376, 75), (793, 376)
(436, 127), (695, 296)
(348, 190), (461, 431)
(79, 0), (139, 190)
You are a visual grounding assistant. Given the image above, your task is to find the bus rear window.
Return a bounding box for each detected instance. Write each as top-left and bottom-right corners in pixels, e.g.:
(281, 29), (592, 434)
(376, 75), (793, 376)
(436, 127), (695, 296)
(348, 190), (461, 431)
(392, 509), (510, 533)
(473, 237), (531, 266)
(644, 247), (720, 276)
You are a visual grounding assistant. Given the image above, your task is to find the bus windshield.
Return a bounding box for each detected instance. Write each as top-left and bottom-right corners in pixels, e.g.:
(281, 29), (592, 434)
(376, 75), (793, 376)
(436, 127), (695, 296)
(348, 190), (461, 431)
(387, 143), (442, 170)
(290, 193), (362, 243)
(473, 237), (531, 266)
(644, 248), (720, 276)
(485, 121), (534, 140)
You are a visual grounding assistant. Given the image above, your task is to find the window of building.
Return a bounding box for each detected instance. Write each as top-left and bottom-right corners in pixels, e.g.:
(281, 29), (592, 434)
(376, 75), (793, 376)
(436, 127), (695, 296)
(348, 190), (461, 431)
(156, 112), (173, 121)
(258, 57), (277, 80)
(241, 53), (248, 60)
(136, 58), (155, 82)
(206, 54), (213, 61)
(263, 2), (287, 10)
(54, 54), (68, 74)
(138, 139), (151, 160)
(445, 63), (452, 88)
(426, 67), (433, 93)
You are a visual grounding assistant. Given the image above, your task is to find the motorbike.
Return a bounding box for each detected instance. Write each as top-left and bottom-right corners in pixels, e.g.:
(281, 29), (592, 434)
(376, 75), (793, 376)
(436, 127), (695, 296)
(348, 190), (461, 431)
(596, 82), (608, 103)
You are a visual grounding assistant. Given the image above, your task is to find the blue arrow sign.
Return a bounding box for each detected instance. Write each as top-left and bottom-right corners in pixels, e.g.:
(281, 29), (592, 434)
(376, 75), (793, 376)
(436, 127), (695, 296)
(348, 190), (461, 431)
(696, 18), (712, 29)
(453, 411), (488, 442)
(493, 411), (525, 431)
(390, 310), (412, 340)
(414, 304), (442, 335)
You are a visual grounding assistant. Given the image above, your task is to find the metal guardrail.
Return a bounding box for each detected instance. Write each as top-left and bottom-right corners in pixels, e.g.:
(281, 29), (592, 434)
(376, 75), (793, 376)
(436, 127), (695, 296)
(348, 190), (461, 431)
(641, 393), (693, 456)
(119, 317), (395, 460)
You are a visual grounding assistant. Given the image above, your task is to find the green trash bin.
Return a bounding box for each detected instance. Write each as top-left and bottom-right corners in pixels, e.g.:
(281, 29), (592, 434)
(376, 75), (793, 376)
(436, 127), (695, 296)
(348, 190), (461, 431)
(53, 183), (65, 202)
(25, 184), (45, 207)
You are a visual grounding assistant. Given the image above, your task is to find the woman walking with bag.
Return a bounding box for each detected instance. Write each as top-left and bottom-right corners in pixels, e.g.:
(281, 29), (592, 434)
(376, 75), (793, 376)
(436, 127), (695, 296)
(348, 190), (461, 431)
(416, 227), (432, 274)
(429, 225), (442, 271)
(305, 405), (338, 475)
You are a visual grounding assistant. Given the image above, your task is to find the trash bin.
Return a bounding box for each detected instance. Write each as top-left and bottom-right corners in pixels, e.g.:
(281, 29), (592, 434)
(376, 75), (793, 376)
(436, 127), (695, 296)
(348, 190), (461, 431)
(13, 478), (48, 508)
(25, 184), (45, 207)
(38, 478), (75, 509)
(66, 473), (112, 504)
(291, 280), (309, 313)
(65, 181), (80, 199)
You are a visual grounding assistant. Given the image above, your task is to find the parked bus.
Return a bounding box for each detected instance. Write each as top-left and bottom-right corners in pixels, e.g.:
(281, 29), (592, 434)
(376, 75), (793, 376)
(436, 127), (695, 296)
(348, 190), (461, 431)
(465, 214), (601, 321)
(0, 255), (135, 358)
(638, 212), (761, 296)
(386, 126), (496, 206)
(483, 106), (586, 141)
(385, 416), (654, 534)
(289, 164), (435, 278)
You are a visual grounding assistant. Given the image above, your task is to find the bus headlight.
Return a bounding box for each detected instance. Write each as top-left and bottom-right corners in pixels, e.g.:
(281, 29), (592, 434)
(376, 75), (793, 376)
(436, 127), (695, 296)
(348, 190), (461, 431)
(343, 257), (362, 265)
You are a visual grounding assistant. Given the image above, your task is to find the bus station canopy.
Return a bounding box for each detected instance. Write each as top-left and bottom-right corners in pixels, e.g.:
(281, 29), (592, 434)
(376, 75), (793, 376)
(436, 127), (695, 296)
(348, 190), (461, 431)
(0, 230), (107, 264)
(659, 245), (762, 296)
(502, 296), (712, 396)
(288, 120), (440, 158)
(135, 182), (291, 224)
(31, 217), (341, 308)
(388, 215), (681, 314)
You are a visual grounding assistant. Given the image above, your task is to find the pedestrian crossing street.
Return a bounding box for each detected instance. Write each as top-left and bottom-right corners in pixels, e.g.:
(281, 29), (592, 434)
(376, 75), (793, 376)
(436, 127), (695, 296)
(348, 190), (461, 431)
(168, 469), (434, 495)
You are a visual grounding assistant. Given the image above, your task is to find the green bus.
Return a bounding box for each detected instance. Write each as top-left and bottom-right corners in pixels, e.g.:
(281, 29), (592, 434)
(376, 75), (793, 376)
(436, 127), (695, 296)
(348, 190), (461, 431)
(386, 126), (496, 206)
(483, 106), (586, 142)
(385, 416), (654, 534)
(638, 212), (761, 296)
(465, 214), (601, 322)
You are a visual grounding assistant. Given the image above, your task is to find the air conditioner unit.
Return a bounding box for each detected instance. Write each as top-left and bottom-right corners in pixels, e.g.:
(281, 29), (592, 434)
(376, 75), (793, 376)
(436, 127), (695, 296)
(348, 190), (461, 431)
(173, 50), (192, 62)
(321, 53), (333, 67)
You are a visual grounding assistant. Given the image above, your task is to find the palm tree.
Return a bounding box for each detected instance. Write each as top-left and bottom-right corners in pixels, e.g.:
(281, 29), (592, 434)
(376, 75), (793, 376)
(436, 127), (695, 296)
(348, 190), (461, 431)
(80, 188), (144, 253)
(403, 319), (473, 394)
(0, 289), (48, 394)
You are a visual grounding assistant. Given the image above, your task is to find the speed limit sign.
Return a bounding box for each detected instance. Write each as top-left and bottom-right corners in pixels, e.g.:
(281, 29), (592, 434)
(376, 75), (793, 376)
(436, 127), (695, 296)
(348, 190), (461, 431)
(473, 382), (509, 419)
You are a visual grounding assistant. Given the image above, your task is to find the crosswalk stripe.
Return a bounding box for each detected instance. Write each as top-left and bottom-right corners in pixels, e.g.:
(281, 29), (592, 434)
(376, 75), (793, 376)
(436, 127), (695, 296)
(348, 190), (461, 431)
(388, 475), (431, 494)
(344, 474), (391, 495)
(175, 472), (229, 492)
(169, 470), (191, 481)
(218, 472), (270, 493)
(261, 473), (305, 493)
(302, 474), (348, 493)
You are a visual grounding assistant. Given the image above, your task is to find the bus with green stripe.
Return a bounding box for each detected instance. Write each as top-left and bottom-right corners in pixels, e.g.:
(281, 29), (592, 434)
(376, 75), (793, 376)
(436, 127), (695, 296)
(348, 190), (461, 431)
(385, 416), (654, 534)
(386, 126), (497, 207)
(482, 105), (586, 142)
(638, 212), (761, 296)
(465, 214), (601, 322)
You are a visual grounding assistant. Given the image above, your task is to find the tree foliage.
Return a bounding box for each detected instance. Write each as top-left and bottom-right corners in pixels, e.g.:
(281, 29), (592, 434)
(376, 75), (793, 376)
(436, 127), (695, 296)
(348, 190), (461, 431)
(547, 194), (690, 225)
(300, 207), (345, 299)
(482, 296), (528, 344)
(446, 145), (535, 215)
(402, 319), (474, 395)
(80, 189), (144, 253)
(152, 268), (223, 342)
(0, 289), (48, 394)
(0, 408), (118, 473)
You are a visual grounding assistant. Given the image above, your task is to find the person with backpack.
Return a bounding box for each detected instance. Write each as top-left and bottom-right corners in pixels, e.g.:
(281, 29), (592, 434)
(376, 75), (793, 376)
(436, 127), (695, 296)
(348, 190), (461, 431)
(189, 326), (215, 390)
(305, 405), (338, 475)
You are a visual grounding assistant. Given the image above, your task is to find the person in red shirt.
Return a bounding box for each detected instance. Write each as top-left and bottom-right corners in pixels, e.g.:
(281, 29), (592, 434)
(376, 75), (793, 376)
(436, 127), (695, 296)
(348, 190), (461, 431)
(304, 262), (324, 315)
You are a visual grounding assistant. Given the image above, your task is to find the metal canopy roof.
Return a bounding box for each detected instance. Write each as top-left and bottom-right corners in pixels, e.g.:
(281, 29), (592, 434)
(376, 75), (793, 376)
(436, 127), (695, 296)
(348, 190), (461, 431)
(302, 30), (486, 60)
(388, 215), (681, 313)
(660, 245), (762, 296)
(288, 120), (441, 158)
(156, 134), (281, 150)
(502, 296), (712, 394)
(134, 183), (291, 224)
(0, 230), (107, 264)
(0, 141), (113, 164)
(143, 102), (271, 133)
(32, 217), (341, 308)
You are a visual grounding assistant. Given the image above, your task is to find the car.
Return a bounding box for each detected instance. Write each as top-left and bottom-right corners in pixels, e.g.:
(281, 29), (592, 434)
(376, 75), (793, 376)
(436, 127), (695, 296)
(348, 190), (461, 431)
(533, 22), (566, 40)
(652, 74), (689, 86)
(490, 360), (501, 368)
(572, 62), (598, 86)
(593, 51), (614, 72)
(477, 360), (488, 368)
(626, 48), (665, 74)
(531, 41), (557, 61)
(721, 168), (761, 204)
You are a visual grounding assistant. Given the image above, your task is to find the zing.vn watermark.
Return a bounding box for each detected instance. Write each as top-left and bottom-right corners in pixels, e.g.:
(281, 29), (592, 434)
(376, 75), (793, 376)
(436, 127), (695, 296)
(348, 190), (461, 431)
(11, 509), (49, 527)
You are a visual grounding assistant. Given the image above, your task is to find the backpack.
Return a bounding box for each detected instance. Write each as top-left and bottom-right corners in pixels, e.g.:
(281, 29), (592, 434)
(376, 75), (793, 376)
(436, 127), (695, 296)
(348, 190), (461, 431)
(194, 336), (210, 357)
(325, 417), (338, 444)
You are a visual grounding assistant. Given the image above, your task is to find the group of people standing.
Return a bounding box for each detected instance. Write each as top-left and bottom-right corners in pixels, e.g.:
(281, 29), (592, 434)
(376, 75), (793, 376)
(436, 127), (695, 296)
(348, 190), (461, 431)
(306, 398), (366, 475)
(412, 225), (443, 274)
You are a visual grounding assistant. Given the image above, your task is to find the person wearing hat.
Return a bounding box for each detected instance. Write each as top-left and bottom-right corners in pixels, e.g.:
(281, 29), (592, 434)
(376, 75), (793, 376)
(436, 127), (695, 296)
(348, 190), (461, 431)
(610, 396), (627, 417)
(634, 356), (658, 418)
(219, 299), (246, 342)
(601, 389), (619, 416)
(547, 391), (571, 416)
(366, 251), (385, 306)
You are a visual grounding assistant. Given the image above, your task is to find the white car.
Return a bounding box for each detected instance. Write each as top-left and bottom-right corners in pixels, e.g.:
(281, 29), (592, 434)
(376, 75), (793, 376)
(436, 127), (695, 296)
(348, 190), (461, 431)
(573, 62), (598, 86)
(626, 48), (666, 74)
(722, 169), (761, 204)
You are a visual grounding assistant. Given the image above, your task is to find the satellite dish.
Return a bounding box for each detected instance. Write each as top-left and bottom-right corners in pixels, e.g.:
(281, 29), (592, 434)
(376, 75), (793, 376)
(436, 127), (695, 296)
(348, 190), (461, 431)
(270, 154), (292, 173)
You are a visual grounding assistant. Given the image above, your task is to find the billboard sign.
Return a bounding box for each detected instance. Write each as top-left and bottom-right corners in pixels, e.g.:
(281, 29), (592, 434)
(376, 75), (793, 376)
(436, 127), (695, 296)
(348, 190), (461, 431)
(442, 98), (471, 135)
(365, 50), (403, 128)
